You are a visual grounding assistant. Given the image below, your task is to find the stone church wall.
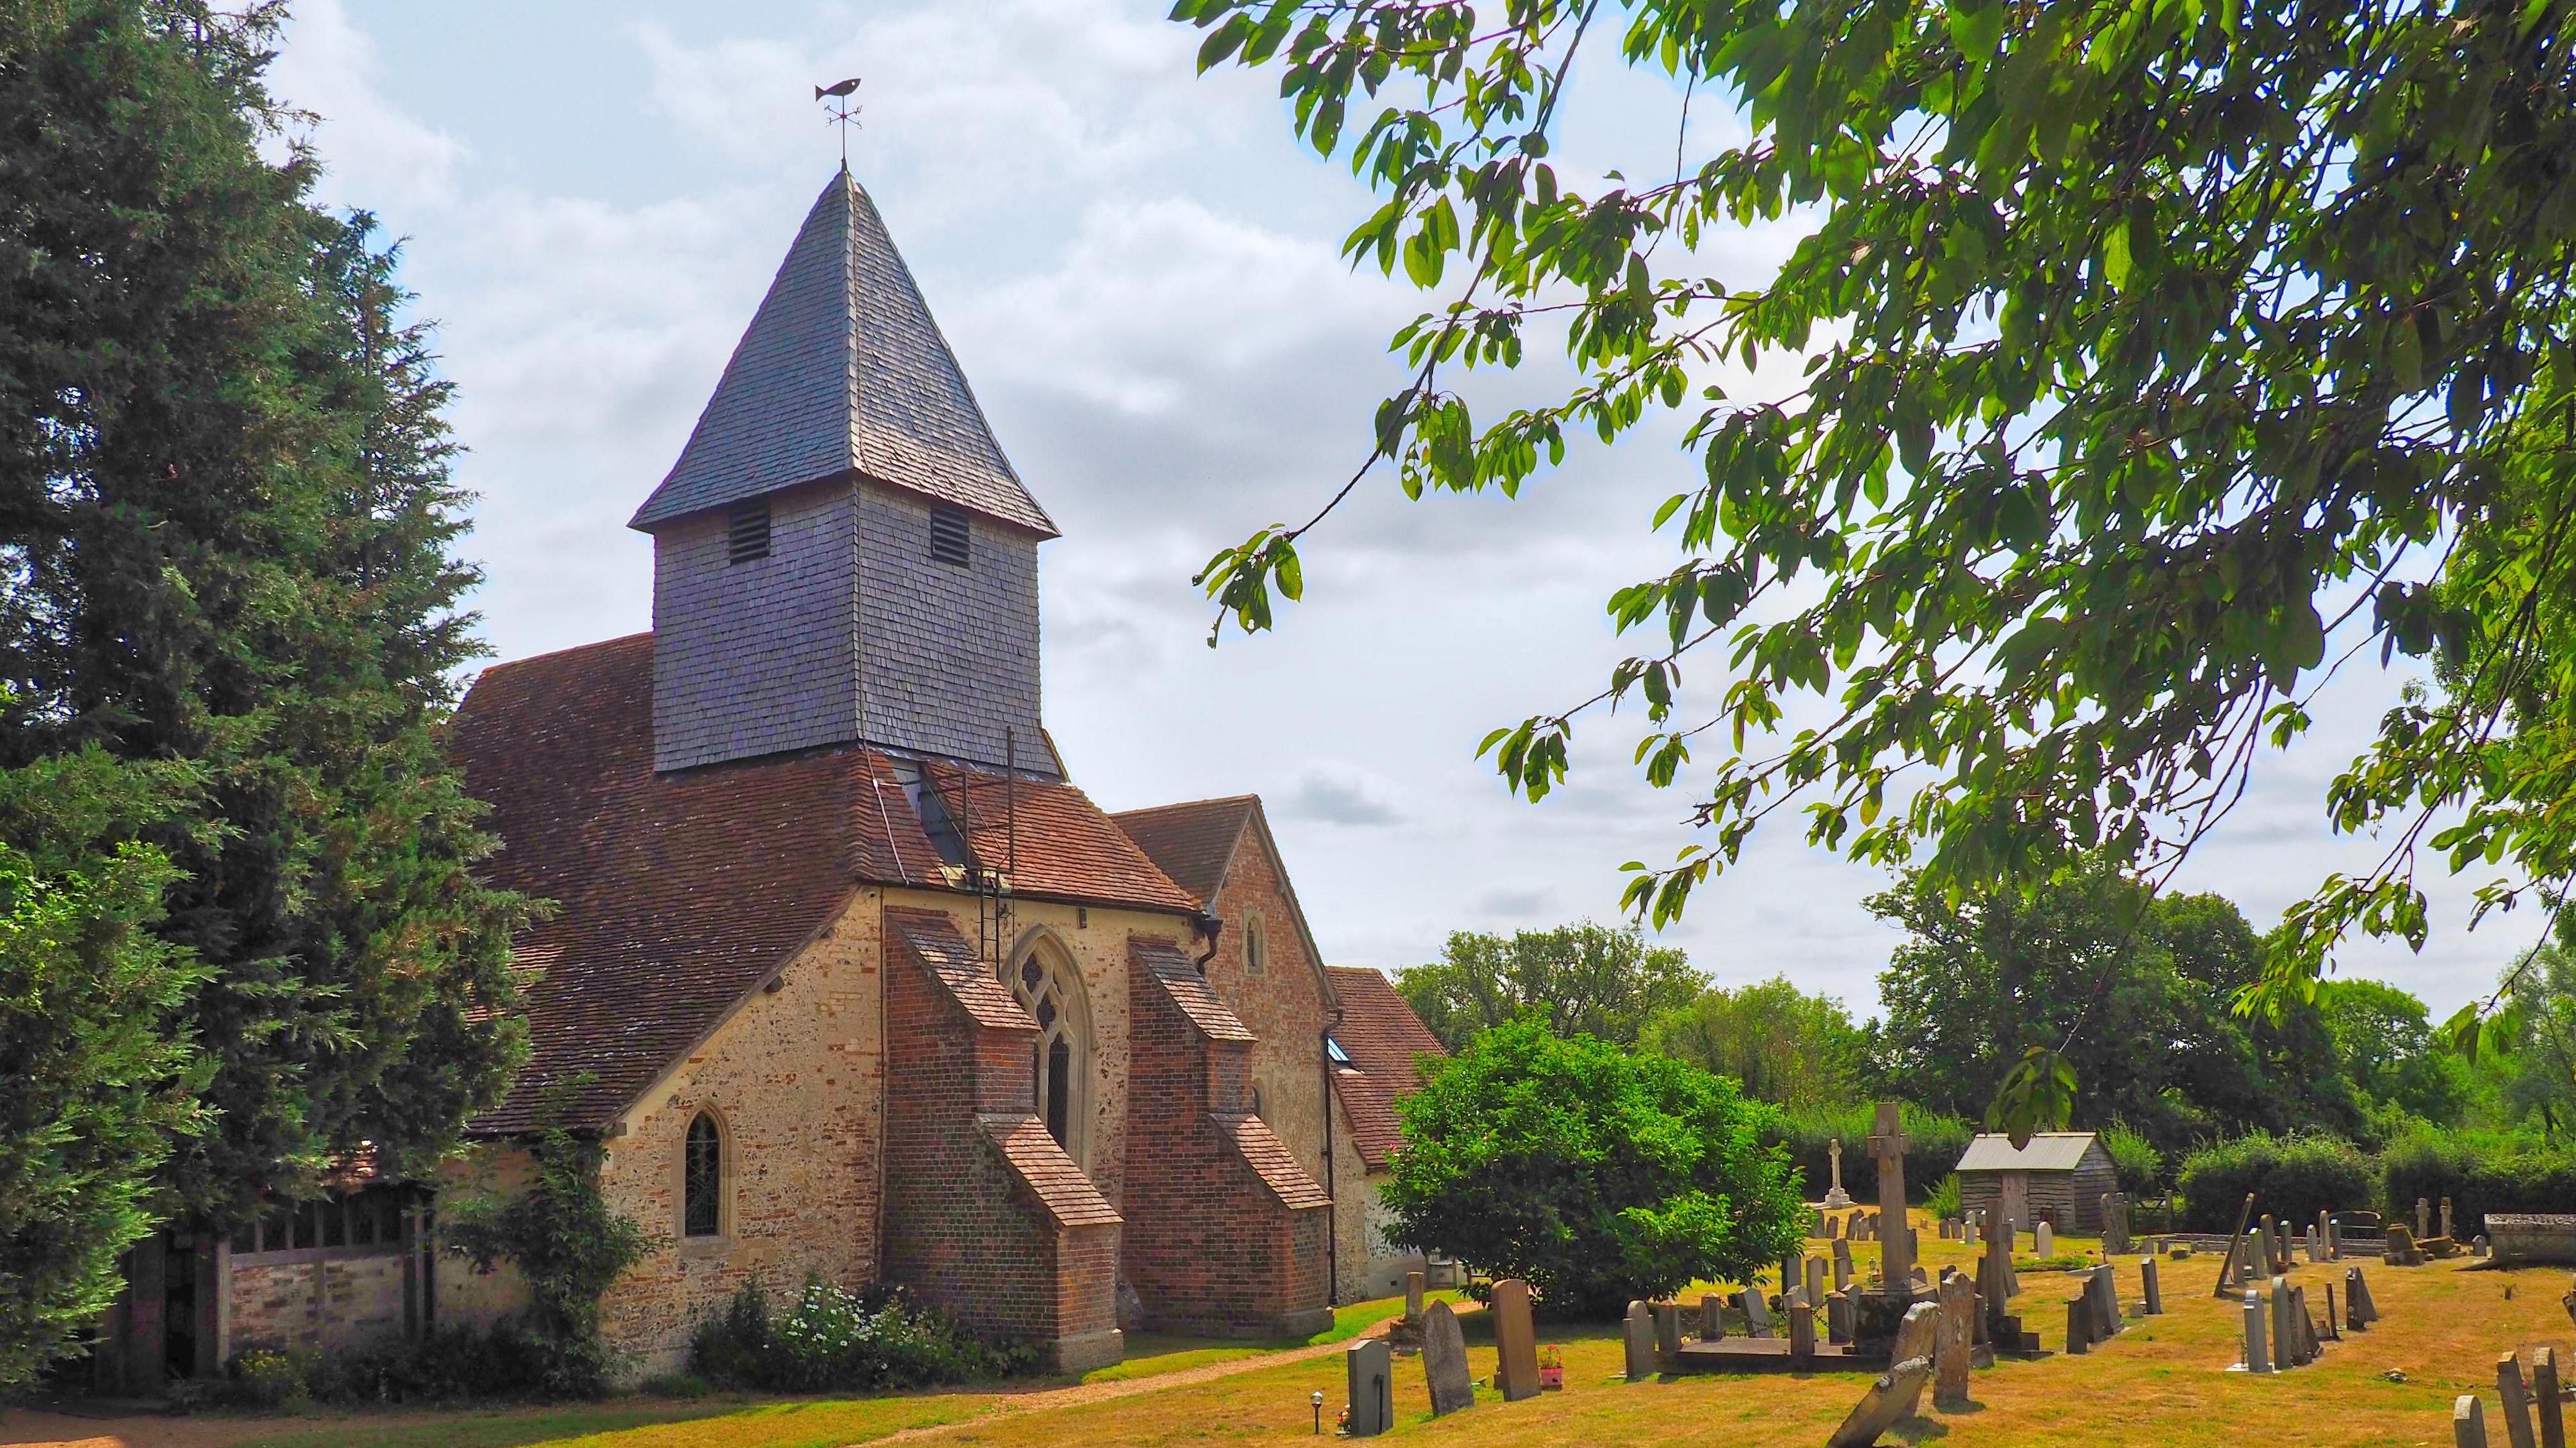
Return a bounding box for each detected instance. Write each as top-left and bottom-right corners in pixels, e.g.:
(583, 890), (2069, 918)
(1201, 834), (1332, 1196)
(649, 476), (861, 772)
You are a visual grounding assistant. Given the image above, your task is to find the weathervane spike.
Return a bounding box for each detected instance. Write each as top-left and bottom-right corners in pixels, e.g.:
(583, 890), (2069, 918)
(815, 77), (863, 168)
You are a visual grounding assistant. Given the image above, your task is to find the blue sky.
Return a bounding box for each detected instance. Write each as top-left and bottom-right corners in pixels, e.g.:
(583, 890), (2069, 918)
(270, 0), (2520, 1019)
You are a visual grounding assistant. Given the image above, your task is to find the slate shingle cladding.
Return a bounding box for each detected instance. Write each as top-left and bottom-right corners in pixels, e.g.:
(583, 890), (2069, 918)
(855, 482), (1044, 771)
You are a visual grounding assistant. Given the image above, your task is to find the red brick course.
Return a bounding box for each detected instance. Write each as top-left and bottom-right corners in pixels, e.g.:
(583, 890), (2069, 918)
(1120, 938), (1332, 1337)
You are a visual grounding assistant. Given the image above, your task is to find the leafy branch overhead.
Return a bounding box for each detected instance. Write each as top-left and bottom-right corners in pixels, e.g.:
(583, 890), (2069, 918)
(1173, 0), (2576, 1126)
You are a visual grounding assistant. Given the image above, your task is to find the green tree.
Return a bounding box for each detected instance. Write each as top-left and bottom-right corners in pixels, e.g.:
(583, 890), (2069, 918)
(0, 748), (209, 1388)
(0, 1), (525, 1232)
(1174, 0), (2576, 1127)
(1382, 1016), (1803, 1318)
(2483, 939), (2576, 1141)
(1867, 865), (2358, 1158)
(1396, 920), (1702, 1050)
(2316, 979), (2471, 1127)
(1642, 975), (1865, 1107)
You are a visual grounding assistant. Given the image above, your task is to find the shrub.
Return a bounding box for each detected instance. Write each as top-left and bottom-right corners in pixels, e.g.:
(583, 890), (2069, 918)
(2099, 1124), (2165, 1194)
(200, 1321), (559, 1408)
(442, 1122), (648, 1397)
(1924, 1174), (1962, 1221)
(1768, 1103), (1976, 1204)
(2382, 1130), (2576, 1235)
(2176, 1133), (2373, 1230)
(1383, 1015), (1805, 1319)
(686, 1278), (1036, 1393)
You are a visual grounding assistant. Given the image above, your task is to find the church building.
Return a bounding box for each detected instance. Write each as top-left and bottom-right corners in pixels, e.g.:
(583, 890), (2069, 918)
(92, 166), (1442, 1386)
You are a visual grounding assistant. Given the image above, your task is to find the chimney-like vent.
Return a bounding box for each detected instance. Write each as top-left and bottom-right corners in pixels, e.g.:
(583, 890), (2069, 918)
(928, 503), (972, 568)
(726, 500), (772, 564)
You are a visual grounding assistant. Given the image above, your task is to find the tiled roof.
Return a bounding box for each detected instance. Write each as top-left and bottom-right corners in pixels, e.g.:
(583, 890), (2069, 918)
(1132, 936), (1256, 1042)
(934, 765), (1201, 915)
(449, 633), (1189, 1131)
(1220, 1113), (1332, 1210)
(978, 1114), (1123, 1228)
(886, 908), (1032, 1032)
(1326, 966), (1446, 1171)
(1108, 796), (1258, 906)
(630, 169), (1055, 539)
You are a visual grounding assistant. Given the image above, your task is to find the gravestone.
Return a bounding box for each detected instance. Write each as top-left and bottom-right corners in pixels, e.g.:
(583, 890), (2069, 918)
(2088, 1264), (2121, 1338)
(1654, 1301), (1682, 1366)
(2103, 1192), (2133, 1254)
(2346, 1266), (2379, 1326)
(2036, 1221), (2055, 1257)
(1869, 1102), (1915, 1299)
(2445, 1196), (2457, 1242)
(1964, 1215), (1980, 1248)
(1784, 1258), (1801, 1296)
(1808, 1256), (1828, 1307)
(2065, 1295), (2092, 1354)
(1824, 1136), (1856, 1209)
(1826, 1355), (1933, 1448)
(1834, 1237), (1856, 1291)
(1741, 1284), (1773, 1337)
(1405, 1270), (1424, 1323)
(1491, 1278), (1540, 1402)
(1892, 1300), (1939, 1365)
(2239, 1290), (2271, 1374)
(1701, 1294), (1725, 1341)
(2328, 1217), (2343, 1259)
(2534, 1346), (2566, 1448)
(1813, 1209), (1828, 1238)
(1828, 1288), (1856, 1345)
(2420, 1197), (2434, 1239)
(2269, 1277), (2298, 1372)
(1420, 1301), (1474, 1417)
(2387, 1224), (2420, 1265)
(1623, 1300), (1655, 1383)
(1345, 1338), (1393, 1437)
(1933, 1270), (1976, 1410)
(1790, 1299), (1819, 1361)
(2501, 1352), (2540, 1448)
(2141, 1256), (2163, 1315)
(2465, 1396), (2495, 1448)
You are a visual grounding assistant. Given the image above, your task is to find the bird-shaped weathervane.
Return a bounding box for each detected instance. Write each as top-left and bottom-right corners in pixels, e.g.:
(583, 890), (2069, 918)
(816, 77), (861, 166)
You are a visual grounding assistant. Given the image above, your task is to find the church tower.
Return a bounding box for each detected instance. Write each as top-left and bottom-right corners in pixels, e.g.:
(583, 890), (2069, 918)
(633, 168), (1058, 775)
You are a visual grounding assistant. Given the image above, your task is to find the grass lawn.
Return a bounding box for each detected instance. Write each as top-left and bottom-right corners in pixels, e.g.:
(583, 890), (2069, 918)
(12, 1235), (2565, 1448)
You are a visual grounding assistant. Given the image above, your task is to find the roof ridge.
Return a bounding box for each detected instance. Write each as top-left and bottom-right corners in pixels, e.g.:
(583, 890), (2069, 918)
(1106, 794), (1263, 820)
(474, 630), (652, 678)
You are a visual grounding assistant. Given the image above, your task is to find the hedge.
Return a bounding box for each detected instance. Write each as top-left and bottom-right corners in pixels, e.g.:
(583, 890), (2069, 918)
(2381, 1135), (2576, 1237)
(2174, 1134), (2375, 1231)
(1770, 1103), (1976, 1203)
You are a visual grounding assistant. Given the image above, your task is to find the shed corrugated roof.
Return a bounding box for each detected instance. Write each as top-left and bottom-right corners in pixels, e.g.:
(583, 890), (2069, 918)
(629, 168), (1055, 538)
(1955, 1132), (2102, 1173)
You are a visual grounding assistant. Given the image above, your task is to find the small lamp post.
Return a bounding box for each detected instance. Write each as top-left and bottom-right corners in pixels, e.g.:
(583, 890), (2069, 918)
(1311, 1389), (1324, 1433)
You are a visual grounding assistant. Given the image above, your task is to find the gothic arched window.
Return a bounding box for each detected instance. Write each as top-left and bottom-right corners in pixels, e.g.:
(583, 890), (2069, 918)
(1012, 942), (1090, 1166)
(683, 1113), (723, 1237)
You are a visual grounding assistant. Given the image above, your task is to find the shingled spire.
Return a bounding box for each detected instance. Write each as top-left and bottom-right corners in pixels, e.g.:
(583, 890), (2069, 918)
(631, 168), (1055, 536)
(641, 169), (1053, 777)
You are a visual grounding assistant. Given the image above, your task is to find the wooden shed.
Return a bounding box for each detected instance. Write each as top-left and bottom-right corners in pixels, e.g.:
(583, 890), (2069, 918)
(1953, 1132), (2119, 1235)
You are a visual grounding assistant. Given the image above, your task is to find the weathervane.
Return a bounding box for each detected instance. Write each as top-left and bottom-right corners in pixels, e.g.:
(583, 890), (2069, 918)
(815, 77), (861, 167)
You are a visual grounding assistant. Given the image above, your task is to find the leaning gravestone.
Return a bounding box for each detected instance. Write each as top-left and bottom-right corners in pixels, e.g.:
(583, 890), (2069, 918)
(1741, 1285), (1774, 1337)
(1893, 1300), (1940, 1366)
(1933, 1272), (1975, 1411)
(1346, 1338), (1393, 1437)
(2533, 1346), (2566, 1448)
(2500, 1353), (2540, 1448)
(1827, 1355), (1933, 1448)
(1623, 1300), (1655, 1383)
(1834, 1237), (1856, 1290)
(1421, 1301), (1474, 1417)
(2141, 1256), (2163, 1315)
(2345, 1266), (2379, 1327)
(1491, 1278), (1540, 1402)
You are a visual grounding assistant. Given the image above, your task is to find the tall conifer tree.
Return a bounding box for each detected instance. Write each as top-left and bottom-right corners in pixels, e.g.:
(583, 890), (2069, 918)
(0, 0), (524, 1302)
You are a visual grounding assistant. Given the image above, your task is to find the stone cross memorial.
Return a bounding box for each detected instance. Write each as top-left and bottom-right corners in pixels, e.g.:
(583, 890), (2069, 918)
(1868, 1101), (1915, 1300)
(1421, 1301), (1474, 1417)
(1491, 1278), (1540, 1402)
(1824, 1137), (1856, 1209)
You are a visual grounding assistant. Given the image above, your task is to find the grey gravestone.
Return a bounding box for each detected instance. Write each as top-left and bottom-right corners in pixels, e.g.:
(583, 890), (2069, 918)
(1345, 1338), (1393, 1437)
(2063, 1296), (2090, 1354)
(1893, 1300), (1939, 1365)
(1827, 1288), (1856, 1344)
(2445, 1196), (2457, 1241)
(2036, 1221), (2055, 1257)
(1964, 1215), (1979, 1247)
(1701, 1293), (1726, 1341)
(1741, 1285), (1773, 1337)
(2534, 1346), (2566, 1448)
(1405, 1270), (1424, 1323)
(2141, 1256), (2163, 1315)
(1623, 1300), (1655, 1383)
(1812, 1209), (1827, 1238)
(2464, 1396), (2495, 1448)
(2420, 1197), (2434, 1239)
(1654, 1301), (1682, 1364)
(2346, 1266), (2380, 1324)
(2269, 1277), (2297, 1372)
(2501, 1352), (2540, 1448)
(1933, 1271), (1975, 1411)
(1833, 1237), (1856, 1290)
(1491, 1278), (1540, 1402)
(2239, 1290), (2271, 1374)
(1807, 1256), (1828, 1306)
(1827, 1355), (1933, 1448)
(1421, 1301), (1473, 1417)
